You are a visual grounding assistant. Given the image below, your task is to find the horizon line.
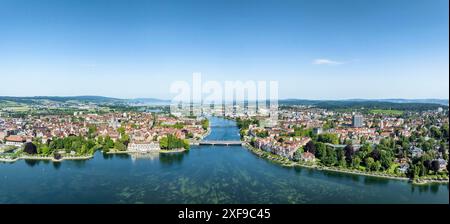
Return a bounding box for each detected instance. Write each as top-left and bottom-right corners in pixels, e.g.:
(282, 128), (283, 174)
(0, 95), (448, 101)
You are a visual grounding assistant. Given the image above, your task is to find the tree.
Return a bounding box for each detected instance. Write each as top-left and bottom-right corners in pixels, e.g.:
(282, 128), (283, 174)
(79, 145), (88, 155)
(250, 137), (256, 146)
(431, 160), (440, 174)
(336, 148), (346, 167)
(352, 156), (362, 169)
(379, 149), (394, 170)
(293, 148), (304, 162)
(369, 149), (381, 161)
(104, 136), (114, 149)
(344, 144), (354, 164)
(239, 129), (248, 139)
(201, 119), (209, 130)
(441, 124), (449, 140)
(430, 126), (442, 139)
(97, 136), (104, 145)
(71, 141), (81, 152)
(120, 134), (130, 146)
(236, 118), (258, 129)
(88, 125), (97, 138)
(40, 145), (51, 156)
(117, 127), (126, 136)
(315, 142), (327, 161)
(365, 157), (375, 171)
(438, 143), (446, 153)
(114, 141), (126, 151)
(322, 147), (337, 166)
(304, 141), (316, 154)
(421, 141), (432, 151)
(374, 161), (382, 172)
(23, 142), (38, 154)
(317, 133), (339, 144)
(159, 134), (189, 150)
(360, 136), (367, 145)
(418, 163), (426, 176)
(423, 160), (432, 171)
(293, 127), (313, 137)
(357, 143), (372, 159)
(256, 130), (269, 138)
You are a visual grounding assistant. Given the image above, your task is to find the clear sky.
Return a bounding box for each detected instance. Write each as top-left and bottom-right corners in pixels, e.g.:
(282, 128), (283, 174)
(0, 0), (448, 99)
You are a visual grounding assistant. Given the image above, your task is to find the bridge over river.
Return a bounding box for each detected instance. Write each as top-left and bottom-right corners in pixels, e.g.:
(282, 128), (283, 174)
(194, 140), (243, 146)
(209, 125), (238, 128)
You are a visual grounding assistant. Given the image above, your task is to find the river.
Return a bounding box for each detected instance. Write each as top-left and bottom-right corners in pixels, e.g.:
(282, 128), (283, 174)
(0, 117), (448, 203)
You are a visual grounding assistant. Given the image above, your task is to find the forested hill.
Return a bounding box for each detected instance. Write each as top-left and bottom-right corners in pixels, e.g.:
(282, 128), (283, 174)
(0, 96), (124, 104)
(0, 96), (169, 105)
(280, 99), (448, 111)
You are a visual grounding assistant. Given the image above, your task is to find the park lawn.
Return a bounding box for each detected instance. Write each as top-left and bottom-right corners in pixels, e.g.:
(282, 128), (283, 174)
(369, 109), (404, 116)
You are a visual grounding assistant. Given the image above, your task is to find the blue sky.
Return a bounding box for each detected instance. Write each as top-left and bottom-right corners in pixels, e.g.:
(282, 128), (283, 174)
(0, 0), (448, 99)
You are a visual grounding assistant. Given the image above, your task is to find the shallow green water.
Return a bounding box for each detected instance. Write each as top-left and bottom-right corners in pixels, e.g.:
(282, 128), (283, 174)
(0, 117), (448, 203)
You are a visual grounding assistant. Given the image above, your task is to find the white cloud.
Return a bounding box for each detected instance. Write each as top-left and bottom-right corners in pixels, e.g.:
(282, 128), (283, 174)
(313, 58), (343, 65)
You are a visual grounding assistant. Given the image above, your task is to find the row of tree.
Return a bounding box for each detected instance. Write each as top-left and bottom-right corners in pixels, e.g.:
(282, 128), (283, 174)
(299, 136), (447, 178)
(32, 136), (98, 156)
(201, 119), (209, 130)
(159, 134), (190, 150)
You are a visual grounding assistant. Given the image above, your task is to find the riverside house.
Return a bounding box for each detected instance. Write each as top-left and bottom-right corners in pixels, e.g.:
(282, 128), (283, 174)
(127, 142), (160, 153)
(254, 137), (310, 160)
(301, 152), (316, 162)
(5, 135), (26, 147)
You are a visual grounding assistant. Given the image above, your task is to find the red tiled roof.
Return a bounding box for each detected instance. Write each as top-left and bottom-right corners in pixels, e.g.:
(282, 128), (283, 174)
(5, 135), (25, 142)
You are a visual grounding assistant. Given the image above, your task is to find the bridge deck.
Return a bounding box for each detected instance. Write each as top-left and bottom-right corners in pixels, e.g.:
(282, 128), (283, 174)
(209, 125), (237, 128)
(198, 140), (242, 146)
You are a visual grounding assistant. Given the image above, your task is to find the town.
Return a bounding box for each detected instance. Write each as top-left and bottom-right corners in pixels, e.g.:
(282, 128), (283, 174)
(232, 104), (449, 184)
(0, 98), (448, 185)
(0, 104), (209, 162)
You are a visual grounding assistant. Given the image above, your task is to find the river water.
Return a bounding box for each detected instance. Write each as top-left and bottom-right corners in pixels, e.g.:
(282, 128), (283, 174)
(0, 117), (448, 203)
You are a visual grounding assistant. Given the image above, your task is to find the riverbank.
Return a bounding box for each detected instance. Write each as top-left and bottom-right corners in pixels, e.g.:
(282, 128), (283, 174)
(413, 178), (450, 185)
(242, 142), (448, 184)
(105, 147), (188, 154)
(202, 127), (211, 139)
(159, 148), (188, 153)
(0, 154), (94, 163)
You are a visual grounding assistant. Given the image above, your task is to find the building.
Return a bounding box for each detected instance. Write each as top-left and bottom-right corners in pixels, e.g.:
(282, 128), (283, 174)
(436, 159), (448, 171)
(5, 135), (26, 147)
(301, 152), (316, 162)
(398, 163), (410, 173)
(352, 115), (364, 128)
(409, 146), (424, 158)
(312, 127), (322, 135)
(127, 142), (160, 153)
(0, 131), (6, 142)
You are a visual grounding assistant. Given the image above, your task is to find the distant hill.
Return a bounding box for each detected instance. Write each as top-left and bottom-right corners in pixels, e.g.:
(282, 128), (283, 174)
(1, 96), (448, 110)
(279, 99), (448, 111)
(0, 96), (170, 106)
(344, 98), (449, 105)
(127, 98), (171, 105)
(0, 96), (124, 104)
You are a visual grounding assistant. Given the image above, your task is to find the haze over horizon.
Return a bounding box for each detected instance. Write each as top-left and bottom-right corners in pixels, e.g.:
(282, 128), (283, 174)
(1, 0), (448, 99)
(0, 95), (448, 102)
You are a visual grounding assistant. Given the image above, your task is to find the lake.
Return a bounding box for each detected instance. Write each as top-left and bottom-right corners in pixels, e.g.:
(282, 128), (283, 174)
(0, 117), (448, 203)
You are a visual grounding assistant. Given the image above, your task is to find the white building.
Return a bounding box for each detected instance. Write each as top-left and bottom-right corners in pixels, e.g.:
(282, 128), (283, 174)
(127, 142), (160, 153)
